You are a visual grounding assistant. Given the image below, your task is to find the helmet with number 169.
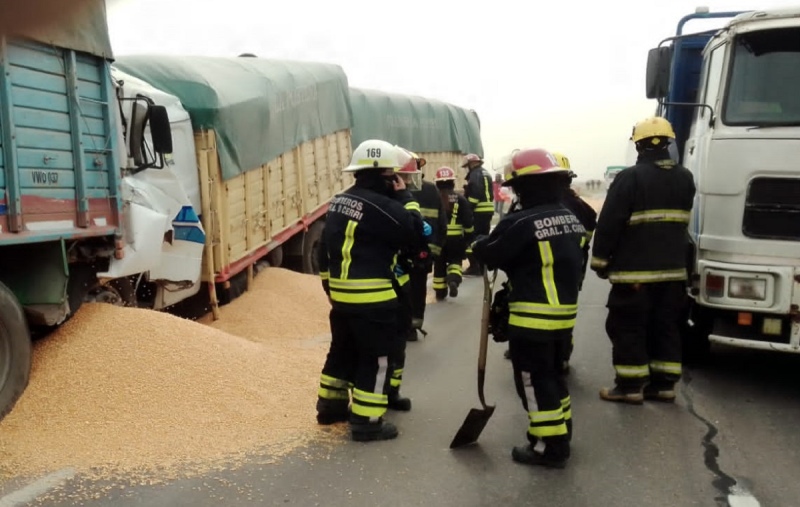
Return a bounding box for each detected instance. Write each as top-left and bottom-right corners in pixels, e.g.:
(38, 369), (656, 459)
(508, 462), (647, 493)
(344, 139), (410, 172)
(503, 148), (569, 186)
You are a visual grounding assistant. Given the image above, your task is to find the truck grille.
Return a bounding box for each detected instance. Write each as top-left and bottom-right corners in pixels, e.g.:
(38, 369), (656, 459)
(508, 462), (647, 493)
(742, 177), (800, 241)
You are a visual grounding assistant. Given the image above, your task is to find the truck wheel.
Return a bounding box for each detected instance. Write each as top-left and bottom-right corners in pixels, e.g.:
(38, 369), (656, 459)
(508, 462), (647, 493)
(0, 281), (32, 421)
(266, 245), (283, 268)
(302, 220), (325, 275)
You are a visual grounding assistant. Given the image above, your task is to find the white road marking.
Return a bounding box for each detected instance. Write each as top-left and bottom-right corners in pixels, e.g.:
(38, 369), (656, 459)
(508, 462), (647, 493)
(0, 468), (75, 507)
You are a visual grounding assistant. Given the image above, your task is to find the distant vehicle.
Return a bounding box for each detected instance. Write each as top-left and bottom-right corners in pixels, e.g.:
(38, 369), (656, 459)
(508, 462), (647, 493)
(604, 166), (626, 190)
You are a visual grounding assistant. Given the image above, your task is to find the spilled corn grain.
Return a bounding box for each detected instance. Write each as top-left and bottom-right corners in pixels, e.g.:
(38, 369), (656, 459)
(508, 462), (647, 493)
(0, 268), (345, 481)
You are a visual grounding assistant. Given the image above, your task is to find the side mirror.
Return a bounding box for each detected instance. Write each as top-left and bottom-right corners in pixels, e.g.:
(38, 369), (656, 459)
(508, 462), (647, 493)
(646, 46), (673, 99)
(127, 97), (173, 171)
(148, 105), (173, 155)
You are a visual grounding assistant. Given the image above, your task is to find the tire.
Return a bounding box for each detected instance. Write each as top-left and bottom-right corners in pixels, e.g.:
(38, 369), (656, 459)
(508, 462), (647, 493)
(301, 220), (325, 275)
(0, 281), (32, 421)
(266, 245), (284, 268)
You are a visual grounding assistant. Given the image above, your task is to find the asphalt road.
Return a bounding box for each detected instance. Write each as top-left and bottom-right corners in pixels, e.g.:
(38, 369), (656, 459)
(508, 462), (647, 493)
(3, 270), (800, 506)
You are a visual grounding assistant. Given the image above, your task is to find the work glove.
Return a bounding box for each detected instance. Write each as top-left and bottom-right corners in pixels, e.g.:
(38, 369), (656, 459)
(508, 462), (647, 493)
(422, 221), (432, 237)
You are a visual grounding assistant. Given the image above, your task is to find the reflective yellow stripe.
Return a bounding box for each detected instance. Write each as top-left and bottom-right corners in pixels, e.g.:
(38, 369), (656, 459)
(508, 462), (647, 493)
(447, 264), (462, 275)
(405, 201), (421, 213)
(650, 361), (682, 375)
(420, 208), (439, 218)
(318, 387), (349, 400)
(450, 202), (460, 226)
(447, 223), (464, 236)
(319, 374), (350, 400)
(330, 289), (397, 304)
(475, 202), (494, 212)
(484, 176), (491, 202)
(328, 278), (394, 290)
(356, 158), (395, 167)
(320, 271), (330, 281)
(321, 374), (349, 388)
(590, 256), (609, 269)
(609, 269), (687, 283)
(329, 278), (397, 304)
(528, 408), (567, 438)
(508, 314), (576, 330)
(629, 209), (690, 225)
(429, 244), (442, 256)
(561, 397), (572, 421)
(538, 241), (560, 305)
(509, 302), (577, 315)
(580, 237), (587, 248)
(397, 273), (410, 286)
(340, 220), (358, 279)
(433, 277), (446, 289)
(614, 364), (649, 378)
(464, 226), (474, 234)
(352, 388), (388, 418)
(468, 197), (479, 204)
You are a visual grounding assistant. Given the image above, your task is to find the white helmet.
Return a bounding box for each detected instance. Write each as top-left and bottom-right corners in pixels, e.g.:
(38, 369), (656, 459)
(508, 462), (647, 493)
(344, 139), (410, 172)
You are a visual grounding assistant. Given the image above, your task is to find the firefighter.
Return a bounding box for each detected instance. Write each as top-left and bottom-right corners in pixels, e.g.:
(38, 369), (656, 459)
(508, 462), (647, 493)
(472, 148), (585, 468)
(432, 166), (474, 300)
(591, 117), (696, 405)
(552, 152), (598, 375)
(315, 139), (427, 441)
(461, 153), (494, 276)
(402, 149), (447, 339)
(386, 148), (433, 411)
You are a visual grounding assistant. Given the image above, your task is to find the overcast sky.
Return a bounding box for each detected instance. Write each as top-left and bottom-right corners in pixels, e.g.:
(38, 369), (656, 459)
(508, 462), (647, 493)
(106, 0), (797, 179)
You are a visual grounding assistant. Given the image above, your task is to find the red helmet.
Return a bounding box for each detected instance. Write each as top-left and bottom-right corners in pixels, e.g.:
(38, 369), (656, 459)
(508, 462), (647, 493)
(435, 166), (456, 182)
(460, 153), (483, 168)
(504, 148), (568, 186)
(395, 146), (423, 173)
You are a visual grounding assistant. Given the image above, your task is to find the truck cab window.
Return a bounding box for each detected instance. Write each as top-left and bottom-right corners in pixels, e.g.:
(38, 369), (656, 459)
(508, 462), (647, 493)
(700, 44), (725, 120)
(723, 27), (800, 125)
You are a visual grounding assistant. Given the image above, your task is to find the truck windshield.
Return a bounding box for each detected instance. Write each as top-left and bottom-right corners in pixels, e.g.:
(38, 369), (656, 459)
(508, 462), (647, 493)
(723, 27), (800, 126)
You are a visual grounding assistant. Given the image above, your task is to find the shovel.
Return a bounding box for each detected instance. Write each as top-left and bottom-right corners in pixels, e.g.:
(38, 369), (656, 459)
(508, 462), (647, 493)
(450, 267), (497, 449)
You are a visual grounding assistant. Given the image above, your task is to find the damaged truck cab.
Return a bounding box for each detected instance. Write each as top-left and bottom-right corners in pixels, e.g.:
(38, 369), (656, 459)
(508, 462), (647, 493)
(0, 12), (176, 418)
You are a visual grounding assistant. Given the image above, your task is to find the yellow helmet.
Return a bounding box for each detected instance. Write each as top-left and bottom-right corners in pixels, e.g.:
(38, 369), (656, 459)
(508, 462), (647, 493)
(552, 152), (570, 170)
(631, 116), (676, 144)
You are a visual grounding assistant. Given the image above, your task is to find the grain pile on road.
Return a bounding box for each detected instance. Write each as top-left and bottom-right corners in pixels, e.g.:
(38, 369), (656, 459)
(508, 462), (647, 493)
(0, 268), (343, 482)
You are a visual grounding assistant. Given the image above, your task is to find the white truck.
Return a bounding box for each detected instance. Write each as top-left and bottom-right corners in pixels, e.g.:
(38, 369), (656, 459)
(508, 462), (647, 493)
(645, 7), (800, 358)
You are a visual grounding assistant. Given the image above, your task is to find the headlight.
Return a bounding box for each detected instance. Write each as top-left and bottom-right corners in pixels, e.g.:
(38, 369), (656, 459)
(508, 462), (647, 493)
(728, 277), (767, 301)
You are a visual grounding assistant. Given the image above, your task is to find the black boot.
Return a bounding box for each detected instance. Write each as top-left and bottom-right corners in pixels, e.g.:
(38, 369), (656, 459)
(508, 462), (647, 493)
(435, 289), (447, 301)
(351, 420), (399, 442)
(388, 387), (412, 411)
(512, 436), (569, 468)
(316, 398), (349, 425)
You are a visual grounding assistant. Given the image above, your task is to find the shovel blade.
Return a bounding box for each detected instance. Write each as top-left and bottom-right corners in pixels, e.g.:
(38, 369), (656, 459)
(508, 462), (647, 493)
(449, 405), (496, 449)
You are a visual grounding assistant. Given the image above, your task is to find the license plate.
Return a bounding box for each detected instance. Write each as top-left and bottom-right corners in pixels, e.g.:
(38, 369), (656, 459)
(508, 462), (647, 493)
(763, 318), (782, 336)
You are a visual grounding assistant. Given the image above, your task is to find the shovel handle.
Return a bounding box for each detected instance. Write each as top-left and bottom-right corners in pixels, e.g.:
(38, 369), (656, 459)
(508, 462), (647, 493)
(477, 267), (497, 408)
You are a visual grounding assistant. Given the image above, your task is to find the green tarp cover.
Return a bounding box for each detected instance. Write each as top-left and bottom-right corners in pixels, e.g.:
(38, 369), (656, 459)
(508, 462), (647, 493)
(10, 0), (114, 59)
(114, 55), (353, 181)
(349, 87), (483, 157)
